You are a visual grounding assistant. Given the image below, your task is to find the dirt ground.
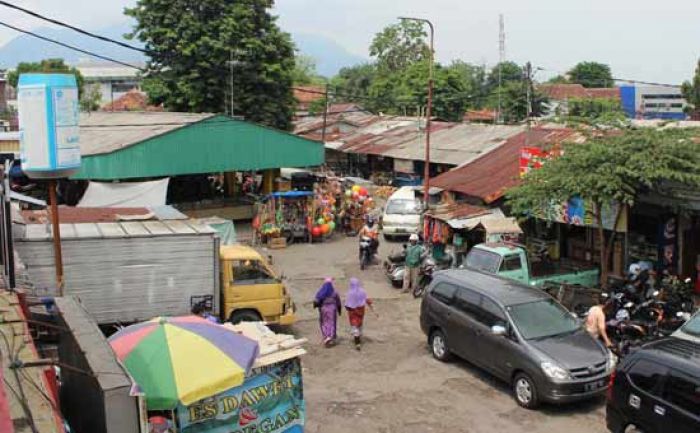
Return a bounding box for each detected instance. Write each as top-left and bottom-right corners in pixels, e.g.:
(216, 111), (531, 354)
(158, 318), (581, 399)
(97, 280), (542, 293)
(265, 234), (608, 433)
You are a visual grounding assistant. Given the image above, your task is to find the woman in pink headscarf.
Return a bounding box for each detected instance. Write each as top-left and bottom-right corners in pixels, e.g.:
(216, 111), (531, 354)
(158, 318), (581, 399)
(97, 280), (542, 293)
(345, 277), (374, 350)
(313, 277), (341, 347)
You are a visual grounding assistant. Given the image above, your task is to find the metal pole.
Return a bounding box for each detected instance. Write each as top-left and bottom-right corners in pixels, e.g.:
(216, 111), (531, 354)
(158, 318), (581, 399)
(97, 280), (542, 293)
(229, 50), (234, 116)
(425, 21), (434, 208)
(48, 179), (64, 294)
(321, 83), (329, 143)
(3, 161), (14, 290)
(400, 16), (434, 208)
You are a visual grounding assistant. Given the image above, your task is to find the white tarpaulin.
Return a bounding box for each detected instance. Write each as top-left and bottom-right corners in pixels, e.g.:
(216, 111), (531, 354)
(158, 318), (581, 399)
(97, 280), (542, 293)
(78, 178), (170, 208)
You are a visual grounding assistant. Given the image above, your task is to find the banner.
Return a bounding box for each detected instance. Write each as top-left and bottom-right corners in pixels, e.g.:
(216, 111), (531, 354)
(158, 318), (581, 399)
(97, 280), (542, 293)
(539, 198), (627, 232)
(178, 358), (304, 433)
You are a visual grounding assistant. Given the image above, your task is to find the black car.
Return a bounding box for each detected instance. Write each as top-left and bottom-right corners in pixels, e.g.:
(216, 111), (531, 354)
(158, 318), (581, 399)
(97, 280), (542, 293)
(606, 338), (700, 433)
(420, 269), (613, 409)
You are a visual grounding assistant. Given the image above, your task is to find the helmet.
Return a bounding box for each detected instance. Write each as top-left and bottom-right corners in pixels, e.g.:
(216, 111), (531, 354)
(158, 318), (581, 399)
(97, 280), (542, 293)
(409, 233), (419, 242)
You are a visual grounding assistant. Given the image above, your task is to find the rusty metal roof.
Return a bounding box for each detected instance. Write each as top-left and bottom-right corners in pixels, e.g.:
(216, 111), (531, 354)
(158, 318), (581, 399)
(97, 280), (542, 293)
(431, 127), (581, 203)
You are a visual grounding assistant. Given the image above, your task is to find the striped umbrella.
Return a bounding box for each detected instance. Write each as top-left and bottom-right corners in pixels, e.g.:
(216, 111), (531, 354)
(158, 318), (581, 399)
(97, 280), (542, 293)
(109, 316), (259, 410)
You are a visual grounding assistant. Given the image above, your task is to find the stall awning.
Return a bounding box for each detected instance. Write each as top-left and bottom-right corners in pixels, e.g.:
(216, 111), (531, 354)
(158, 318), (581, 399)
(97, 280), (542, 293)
(477, 216), (523, 234)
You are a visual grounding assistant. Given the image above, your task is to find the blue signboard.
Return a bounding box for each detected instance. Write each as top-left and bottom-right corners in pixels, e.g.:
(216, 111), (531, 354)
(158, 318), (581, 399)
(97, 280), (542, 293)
(17, 73), (80, 179)
(177, 358), (304, 433)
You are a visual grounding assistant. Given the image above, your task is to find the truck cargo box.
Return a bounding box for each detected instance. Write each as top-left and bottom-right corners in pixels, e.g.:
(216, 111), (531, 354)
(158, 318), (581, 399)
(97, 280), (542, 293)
(16, 220), (220, 324)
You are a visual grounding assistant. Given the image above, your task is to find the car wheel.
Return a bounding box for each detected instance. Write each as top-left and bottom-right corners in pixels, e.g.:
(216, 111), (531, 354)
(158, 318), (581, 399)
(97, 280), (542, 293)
(429, 330), (451, 362)
(229, 310), (262, 324)
(513, 373), (540, 409)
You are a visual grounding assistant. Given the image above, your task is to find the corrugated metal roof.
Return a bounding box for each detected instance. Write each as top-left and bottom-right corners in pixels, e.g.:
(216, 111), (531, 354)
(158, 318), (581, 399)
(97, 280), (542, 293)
(21, 205), (187, 224)
(80, 111), (214, 156)
(431, 127), (581, 203)
(74, 114), (324, 180)
(21, 219), (215, 241)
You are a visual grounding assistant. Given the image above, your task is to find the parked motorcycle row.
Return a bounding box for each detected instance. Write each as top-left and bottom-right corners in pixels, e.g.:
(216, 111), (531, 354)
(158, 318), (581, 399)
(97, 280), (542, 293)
(382, 242), (453, 298)
(601, 272), (696, 359)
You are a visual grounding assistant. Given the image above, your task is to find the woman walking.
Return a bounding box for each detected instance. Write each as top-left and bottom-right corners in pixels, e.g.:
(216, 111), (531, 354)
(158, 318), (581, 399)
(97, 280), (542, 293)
(313, 278), (341, 347)
(345, 277), (374, 350)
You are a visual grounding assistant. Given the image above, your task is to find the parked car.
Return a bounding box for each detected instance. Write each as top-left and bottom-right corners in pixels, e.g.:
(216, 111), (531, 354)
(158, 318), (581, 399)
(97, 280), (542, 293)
(420, 269), (613, 409)
(672, 309), (700, 344)
(381, 186), (422, 240)
(606, 338), (700, 433)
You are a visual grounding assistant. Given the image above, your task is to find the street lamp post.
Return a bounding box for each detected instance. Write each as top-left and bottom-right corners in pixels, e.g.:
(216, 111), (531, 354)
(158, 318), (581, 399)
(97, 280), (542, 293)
(399, 16), (434, 208)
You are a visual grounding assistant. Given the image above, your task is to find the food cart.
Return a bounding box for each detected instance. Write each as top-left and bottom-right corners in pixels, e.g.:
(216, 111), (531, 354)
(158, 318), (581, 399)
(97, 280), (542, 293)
(175, 322), (306, 433)
(254, 191), (314, 244)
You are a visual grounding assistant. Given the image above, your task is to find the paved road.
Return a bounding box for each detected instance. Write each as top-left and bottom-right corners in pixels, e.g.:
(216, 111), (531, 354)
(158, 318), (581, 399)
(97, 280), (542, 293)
(265, 235), (608, 433)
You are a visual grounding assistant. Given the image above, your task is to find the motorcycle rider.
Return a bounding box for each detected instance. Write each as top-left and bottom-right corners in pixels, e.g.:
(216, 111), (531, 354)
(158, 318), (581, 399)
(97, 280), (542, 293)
(359, 215), (379, 256)
(403, 233), (426, 293)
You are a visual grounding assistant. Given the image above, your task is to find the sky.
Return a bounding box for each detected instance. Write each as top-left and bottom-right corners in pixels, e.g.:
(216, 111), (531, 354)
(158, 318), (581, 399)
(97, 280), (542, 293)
(0, 0), (699, 84)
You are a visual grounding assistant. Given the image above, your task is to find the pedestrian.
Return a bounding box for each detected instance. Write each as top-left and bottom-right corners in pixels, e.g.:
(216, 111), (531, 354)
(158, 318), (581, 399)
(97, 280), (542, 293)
(345, 277), (375, 350)
(313, 277), (341, 347)
(585, 296), (613, 349)
(403, 233), (425, 293)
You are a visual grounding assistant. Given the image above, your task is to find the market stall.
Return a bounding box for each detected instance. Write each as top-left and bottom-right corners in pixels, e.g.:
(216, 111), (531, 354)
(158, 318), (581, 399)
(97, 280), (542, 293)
(423, 204), (522, 266)
(254, 191), (315, 245)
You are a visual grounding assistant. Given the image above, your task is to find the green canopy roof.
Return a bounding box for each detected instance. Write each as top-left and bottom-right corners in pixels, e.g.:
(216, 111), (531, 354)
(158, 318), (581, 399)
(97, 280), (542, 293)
(72, 113), (323, 180)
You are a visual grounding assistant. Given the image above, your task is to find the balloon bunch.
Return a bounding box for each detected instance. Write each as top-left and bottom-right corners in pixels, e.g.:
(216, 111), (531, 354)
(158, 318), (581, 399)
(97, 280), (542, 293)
(345, 185), (372, 205)
(311, 211), (336, 237)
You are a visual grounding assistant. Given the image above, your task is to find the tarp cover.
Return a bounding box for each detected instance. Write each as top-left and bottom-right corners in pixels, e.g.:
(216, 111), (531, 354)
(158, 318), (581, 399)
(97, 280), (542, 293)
(78, 178), (169, 208)
(196, 217), (236, 245)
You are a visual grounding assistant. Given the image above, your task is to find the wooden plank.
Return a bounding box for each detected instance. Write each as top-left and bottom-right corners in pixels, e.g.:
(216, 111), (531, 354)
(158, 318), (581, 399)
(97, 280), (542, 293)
(143, 221), (173, 236)
(96, 223), (127, 238)
(74, 223), (102, 239)
(120, 222), (150, 236)
(164, 220), (197, 235)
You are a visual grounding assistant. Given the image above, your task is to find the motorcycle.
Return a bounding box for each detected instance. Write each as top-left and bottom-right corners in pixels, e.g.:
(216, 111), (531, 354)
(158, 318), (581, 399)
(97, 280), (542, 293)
(384, 244), (408, 288)
(412, 256), (437, 298)
(359, 236), (374, 270)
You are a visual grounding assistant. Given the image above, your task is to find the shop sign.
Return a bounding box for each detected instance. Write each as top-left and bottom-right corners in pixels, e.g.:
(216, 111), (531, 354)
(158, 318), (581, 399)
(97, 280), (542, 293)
(178, 358), (304, 433)
(540, 197), (627, 232)
(519, 147), (550, 178)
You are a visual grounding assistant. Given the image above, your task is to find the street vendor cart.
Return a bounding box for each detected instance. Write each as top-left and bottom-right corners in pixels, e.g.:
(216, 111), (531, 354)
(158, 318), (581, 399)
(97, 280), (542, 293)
(255, 191), (314, 244)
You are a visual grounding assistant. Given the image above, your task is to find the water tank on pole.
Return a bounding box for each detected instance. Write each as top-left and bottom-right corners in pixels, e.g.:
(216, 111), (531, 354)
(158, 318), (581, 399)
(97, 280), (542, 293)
(17, 73), (81, 179)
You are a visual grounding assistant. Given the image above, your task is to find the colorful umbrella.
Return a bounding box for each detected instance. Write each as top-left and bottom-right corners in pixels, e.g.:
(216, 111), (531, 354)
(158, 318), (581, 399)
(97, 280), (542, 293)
(109, 316), (259, 410)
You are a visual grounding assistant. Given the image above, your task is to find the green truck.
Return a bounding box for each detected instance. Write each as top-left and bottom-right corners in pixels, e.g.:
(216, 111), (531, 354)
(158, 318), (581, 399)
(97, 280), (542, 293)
(464, 242), (600, 290)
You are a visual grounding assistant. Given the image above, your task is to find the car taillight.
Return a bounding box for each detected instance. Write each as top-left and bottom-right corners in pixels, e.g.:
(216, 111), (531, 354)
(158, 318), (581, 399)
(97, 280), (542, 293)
(606, 370), (616, 401)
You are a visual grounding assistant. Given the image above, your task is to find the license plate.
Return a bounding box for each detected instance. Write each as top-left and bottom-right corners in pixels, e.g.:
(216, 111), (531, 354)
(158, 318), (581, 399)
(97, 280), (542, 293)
(584, 380), (606, 392)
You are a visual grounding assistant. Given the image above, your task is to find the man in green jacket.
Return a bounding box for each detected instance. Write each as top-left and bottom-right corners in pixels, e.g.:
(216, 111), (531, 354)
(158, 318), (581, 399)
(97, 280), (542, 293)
(403, 233), (425, 293)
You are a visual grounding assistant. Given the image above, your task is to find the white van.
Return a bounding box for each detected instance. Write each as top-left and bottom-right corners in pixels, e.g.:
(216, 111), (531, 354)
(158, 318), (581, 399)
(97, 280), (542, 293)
(382, 186), (422, 240)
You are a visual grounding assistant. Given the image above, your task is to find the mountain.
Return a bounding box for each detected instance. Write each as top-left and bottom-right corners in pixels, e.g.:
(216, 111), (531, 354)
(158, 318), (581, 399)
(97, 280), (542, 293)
(292, 33), (366, 77)
(0, 22), (365, 78)
(0, 23), (145, 68)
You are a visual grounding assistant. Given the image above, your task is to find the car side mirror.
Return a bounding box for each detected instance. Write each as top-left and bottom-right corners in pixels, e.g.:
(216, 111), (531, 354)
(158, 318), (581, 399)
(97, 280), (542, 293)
(491, 325), (507, 337)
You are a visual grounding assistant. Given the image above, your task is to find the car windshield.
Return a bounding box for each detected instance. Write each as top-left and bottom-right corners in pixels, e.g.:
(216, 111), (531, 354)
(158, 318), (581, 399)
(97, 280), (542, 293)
(680, 313), (700, 337)
(465, 249), (501, 273)
(386, 199), (420, 215)
(508, 299), (580, 340)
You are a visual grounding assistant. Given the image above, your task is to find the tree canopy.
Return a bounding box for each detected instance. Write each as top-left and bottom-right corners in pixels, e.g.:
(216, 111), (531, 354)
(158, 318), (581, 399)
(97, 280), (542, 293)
(292, 55), (326, 85)
(369, 20), (429, 75)
(125, 0), (296, 130)
(567, 61), (614, 88)
(681, 59), (700, 115)
(7, 58), (84, 93)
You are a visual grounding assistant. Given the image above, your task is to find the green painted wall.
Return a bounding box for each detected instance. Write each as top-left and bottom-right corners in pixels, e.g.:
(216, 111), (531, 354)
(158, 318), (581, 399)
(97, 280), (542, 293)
(73, 115), (324, 180)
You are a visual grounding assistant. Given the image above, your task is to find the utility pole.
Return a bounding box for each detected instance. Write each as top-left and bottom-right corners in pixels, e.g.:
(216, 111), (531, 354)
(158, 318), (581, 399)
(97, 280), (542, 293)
(524, 62), (533, 150)
(321, 83), (330, 144)
(400, 16), (434, 208)
(229, 49), (234, 116)
(497, 14), (505, 124)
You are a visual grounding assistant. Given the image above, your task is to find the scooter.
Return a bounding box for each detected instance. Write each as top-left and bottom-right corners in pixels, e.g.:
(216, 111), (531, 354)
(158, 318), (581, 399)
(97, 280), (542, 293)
(359, 236), (373, 270)
(412, 256), (437, 298)
(384, 244), (408, 288)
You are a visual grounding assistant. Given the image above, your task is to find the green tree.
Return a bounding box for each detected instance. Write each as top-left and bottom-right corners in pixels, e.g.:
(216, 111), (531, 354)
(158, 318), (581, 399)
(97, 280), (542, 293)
(7, 58), (84, 94)
(546, 74), (569, 84)
(507, 129), (700, 282)
(330, 63), (378, 103)
(292, 55), (326, 85)
(80, 85), (102, 112)
(566, 97), (627, 125)
(486, 61), (523, 90)
(126, 0), (296, 130)
(568, 61), (614, 88)
(369, 21), (429, 75)
(681, 59), (700, 115)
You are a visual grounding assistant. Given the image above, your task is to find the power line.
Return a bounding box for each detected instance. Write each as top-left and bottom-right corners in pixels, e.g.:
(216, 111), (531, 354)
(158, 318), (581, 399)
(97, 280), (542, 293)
(0, 20), (144, 70)
(0, 1), (148, 54)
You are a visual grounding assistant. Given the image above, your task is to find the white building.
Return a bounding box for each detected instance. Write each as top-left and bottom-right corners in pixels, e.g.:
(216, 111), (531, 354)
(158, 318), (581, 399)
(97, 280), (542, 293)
(77, 62), (143, 106)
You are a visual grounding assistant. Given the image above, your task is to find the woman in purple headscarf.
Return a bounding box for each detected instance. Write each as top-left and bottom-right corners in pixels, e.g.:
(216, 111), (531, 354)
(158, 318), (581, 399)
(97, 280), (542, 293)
(313, 278), (341, 346)
(345, 277), (374, 350)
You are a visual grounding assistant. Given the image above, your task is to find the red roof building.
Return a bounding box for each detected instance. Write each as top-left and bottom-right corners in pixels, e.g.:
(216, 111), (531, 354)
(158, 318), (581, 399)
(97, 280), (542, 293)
(539, 84), (620, 101)
(430, 127), (581, 204)
(464, 109), (497, 123)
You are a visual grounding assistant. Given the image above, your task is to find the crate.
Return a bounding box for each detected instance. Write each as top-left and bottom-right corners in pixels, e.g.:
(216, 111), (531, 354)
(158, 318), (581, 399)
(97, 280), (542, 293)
(268, 237), (287, 249)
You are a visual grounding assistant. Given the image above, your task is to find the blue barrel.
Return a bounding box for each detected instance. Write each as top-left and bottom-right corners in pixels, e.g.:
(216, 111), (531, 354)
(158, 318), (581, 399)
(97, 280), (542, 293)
(18, 73), (81, 179)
